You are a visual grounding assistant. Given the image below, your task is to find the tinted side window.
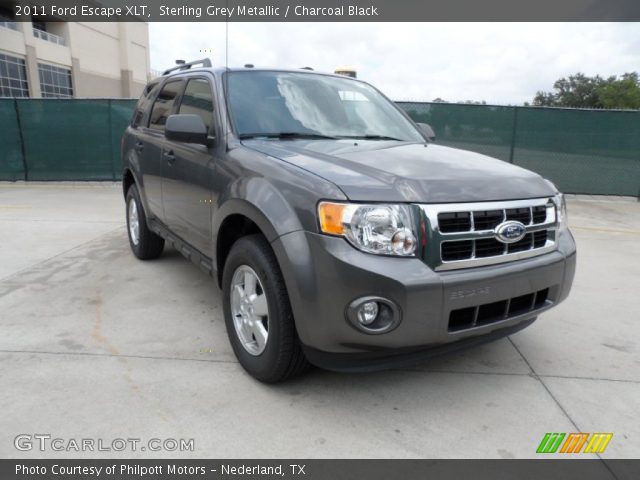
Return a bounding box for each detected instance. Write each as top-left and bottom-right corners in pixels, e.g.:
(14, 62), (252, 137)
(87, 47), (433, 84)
(132, 81), (159, 127)
(178, 79), (215, 132)
(149, 80), (183, 131)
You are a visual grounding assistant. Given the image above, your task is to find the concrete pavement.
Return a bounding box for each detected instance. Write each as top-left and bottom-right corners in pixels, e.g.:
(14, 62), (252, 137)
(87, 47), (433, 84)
(0, 183), (638, 459)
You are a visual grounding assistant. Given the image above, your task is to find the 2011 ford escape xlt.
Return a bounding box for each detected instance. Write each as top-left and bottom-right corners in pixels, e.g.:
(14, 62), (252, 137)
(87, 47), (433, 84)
(122, 59), (576, 383)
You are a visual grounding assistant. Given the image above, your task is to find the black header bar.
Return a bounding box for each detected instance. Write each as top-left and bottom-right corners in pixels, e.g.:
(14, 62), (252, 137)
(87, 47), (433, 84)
(4, 0), (640, 22)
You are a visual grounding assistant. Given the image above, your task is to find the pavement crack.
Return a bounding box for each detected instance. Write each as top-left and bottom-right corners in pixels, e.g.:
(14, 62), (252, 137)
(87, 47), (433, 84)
(0, 348), (239, 365)
(508, 337), (581, 430)
(508, 337), (619, 479)
(539, 374), (640, 385)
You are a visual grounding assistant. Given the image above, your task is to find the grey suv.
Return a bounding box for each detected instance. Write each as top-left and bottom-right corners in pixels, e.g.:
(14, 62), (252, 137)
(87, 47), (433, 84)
(122, 59), (576, 382)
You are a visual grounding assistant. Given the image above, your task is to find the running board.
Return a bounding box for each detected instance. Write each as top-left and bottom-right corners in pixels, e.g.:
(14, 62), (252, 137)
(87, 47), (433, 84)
(148, 218), (215, 278)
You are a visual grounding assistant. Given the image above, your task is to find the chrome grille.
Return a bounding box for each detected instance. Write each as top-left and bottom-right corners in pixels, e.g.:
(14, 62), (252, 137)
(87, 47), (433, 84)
(420, 198), (558, 271)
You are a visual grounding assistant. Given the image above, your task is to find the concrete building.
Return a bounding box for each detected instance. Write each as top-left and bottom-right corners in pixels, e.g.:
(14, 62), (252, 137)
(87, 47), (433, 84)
(0, 11), (150, 98)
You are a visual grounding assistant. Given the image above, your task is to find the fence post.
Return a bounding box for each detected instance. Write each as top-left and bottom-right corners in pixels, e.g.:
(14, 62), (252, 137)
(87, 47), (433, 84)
(108, 99), (116, 181)
(13, 98), (28, 181)
(508, 106), (518, 164)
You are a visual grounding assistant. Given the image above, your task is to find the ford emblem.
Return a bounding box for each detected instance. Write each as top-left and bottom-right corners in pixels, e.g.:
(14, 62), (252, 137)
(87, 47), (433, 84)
(495, 221), (526, 244)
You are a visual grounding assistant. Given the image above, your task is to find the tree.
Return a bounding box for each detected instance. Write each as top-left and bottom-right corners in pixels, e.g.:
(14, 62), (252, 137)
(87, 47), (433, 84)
(532, 91), (557, 107)
(533, 73), (604, 108)
(533, 72), (640, 109)
(597, 73), (640, 109)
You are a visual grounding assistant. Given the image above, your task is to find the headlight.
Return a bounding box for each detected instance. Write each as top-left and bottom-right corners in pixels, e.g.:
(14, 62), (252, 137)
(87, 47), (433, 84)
(554, 193), (568, 230)
(318, 202), (418, 256)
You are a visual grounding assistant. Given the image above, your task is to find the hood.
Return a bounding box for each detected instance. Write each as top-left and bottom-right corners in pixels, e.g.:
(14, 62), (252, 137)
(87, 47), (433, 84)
(242, 139), (556, 203)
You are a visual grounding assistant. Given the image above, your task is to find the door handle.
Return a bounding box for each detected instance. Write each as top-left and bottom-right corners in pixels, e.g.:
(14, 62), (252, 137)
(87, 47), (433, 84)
(135, 141), (144, 153)
(164, 149), (176, 165)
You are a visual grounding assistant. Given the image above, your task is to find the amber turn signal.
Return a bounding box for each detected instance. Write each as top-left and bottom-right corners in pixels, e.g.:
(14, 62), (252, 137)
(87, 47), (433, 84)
(318, 202), (347, 235)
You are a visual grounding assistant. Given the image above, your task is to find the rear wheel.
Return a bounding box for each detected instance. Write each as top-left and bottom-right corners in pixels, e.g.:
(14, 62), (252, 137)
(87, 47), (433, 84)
(222, 234), (309, 383)
(125, 184), (164, 260)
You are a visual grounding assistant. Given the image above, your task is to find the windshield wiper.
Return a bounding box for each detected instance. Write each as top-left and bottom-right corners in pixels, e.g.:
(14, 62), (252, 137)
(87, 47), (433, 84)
(238, 132), (338, 140)
(338, 134), (405, 141)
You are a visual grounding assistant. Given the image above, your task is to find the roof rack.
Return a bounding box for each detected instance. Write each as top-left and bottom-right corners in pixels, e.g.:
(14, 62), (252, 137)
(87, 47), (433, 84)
(162, 58), (212, 76)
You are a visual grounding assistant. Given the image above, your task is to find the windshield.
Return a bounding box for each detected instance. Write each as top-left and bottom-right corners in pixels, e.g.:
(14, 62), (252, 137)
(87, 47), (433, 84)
(226, 71), (424, 142)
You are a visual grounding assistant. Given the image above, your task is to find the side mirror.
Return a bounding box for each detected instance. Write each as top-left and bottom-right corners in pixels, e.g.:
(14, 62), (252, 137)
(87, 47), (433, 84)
(416, 122), (436, 142)
(165, 114), (210, 145)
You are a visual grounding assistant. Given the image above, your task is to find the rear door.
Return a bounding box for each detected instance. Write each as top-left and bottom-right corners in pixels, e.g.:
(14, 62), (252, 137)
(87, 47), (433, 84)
(161, 75), (217, 256)
(142, 78), (185, 222)
(127, 81), (162, 217)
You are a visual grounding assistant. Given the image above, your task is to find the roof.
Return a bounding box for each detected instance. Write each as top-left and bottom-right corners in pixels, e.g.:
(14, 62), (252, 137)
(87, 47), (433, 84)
(157, 64), (345, 79)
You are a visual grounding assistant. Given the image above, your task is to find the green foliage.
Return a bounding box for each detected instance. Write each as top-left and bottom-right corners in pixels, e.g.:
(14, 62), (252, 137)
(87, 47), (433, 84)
(533, 72), (640, 109)
(597, 73), (640, 109)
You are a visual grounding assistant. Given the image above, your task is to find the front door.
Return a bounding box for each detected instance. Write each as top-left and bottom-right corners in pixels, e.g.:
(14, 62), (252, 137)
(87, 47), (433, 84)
(161, 76), (217, 256)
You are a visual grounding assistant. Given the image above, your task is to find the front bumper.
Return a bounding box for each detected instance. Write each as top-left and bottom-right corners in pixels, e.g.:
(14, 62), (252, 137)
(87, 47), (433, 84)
(271, 228), (576, 371)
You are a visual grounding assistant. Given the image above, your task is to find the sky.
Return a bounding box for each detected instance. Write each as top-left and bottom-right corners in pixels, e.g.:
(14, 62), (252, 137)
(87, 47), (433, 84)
(149, 22), (640, 105)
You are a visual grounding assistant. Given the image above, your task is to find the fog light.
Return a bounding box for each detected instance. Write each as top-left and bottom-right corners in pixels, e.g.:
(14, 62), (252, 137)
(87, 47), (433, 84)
(346, 296), (401, 334)
(357, 301), (379, 325)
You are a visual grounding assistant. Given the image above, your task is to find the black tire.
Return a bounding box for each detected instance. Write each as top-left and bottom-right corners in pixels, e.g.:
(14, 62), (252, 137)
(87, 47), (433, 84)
(222, 234), (309, 383)
(125, 184), (164, 260)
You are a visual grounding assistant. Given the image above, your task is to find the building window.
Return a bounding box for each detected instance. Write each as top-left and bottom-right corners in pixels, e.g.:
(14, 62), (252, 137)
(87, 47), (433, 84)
(0, 7), (18, 31)
(32, 21), (47, 32)
(0, 53), (29, 97)
(32, 22), (66, 46)
(38, 63), (73, 98)
(0, 16), (18, 31)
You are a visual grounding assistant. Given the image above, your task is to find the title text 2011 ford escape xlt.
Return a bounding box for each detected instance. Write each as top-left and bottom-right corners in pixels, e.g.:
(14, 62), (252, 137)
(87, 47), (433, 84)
(121, 60), (576, 383)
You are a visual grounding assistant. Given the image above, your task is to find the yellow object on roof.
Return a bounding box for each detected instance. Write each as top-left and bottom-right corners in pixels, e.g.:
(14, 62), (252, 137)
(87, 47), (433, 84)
(334, 66), (357, 78)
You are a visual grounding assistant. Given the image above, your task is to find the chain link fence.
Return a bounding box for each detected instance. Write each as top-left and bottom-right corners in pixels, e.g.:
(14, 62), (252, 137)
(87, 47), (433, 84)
(1, 99), (638, 196)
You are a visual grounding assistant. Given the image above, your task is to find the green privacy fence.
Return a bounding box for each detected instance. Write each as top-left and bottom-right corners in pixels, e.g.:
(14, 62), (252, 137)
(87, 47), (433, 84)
(1, 99), (639, 196)
(398, 102), (640, 197)
(0, 98), (136, 181)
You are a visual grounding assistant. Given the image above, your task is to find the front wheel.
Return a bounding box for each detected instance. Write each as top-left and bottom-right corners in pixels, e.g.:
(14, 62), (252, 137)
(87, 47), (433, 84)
(222, 234), (309, 383)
